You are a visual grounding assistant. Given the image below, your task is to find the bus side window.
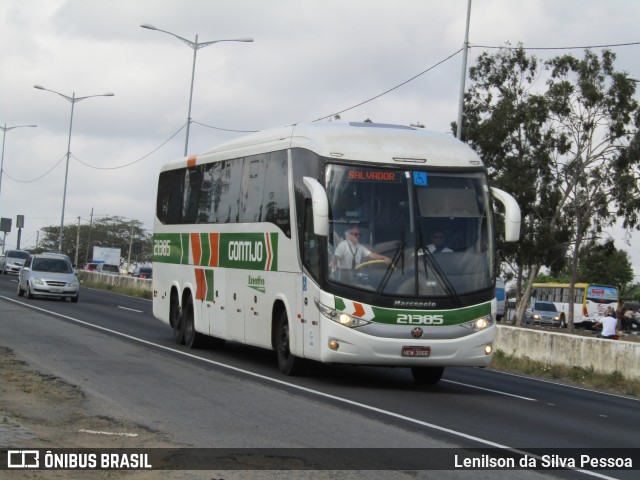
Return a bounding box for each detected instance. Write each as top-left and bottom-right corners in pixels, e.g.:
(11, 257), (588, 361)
(240, 155), (267, 223)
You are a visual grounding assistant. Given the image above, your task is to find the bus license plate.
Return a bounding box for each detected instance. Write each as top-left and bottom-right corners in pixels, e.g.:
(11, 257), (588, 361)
(402, 346), (431, 357)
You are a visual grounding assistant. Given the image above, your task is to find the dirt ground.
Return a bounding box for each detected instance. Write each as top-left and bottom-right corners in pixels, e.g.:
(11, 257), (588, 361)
(0, 345), (206, 479)
(0, 346), (418, 480)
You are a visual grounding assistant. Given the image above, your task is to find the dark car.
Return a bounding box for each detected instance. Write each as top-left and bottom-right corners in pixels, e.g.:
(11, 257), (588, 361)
(131, 266), (152, 279)
(525, 301), (561, 327)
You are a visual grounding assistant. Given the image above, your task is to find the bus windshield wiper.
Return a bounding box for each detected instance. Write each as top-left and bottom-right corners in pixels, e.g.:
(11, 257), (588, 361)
(420, 246), (461, 305)
(374, 240), (406, 300)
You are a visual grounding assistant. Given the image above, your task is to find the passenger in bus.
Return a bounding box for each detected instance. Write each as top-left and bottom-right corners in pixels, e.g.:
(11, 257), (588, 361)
(593, 307), (618, 339)
(426, 231), (452, 253)
(330, 226), (391, 274)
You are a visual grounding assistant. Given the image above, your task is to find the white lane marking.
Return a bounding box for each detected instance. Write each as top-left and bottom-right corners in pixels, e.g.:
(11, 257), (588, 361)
(0, 295), (624, 480)
(442, 380), (537, 401)
(79, 429), (138, 437)
(118, 306), (143, 313)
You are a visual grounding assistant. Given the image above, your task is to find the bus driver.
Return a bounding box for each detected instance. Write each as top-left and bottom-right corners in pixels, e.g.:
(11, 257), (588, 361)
(330, 226), (391, 274)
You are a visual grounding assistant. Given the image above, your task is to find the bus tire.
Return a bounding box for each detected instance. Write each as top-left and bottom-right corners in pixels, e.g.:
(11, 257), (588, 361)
(183, 295), (206, 349)
(170, 290), (185, 345)
(411, 366), (444, 385)
(274, 309), (304, 376)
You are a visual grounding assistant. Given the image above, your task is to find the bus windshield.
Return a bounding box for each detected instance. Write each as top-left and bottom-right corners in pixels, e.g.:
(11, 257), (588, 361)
(326, 164), (494, 298)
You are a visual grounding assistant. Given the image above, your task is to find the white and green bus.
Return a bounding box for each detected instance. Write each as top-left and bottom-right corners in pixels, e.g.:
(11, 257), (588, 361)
(153, 122), (520, 384)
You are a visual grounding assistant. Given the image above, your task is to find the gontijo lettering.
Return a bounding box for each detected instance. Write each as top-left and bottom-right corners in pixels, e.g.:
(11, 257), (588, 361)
(228, 241), (263, 262)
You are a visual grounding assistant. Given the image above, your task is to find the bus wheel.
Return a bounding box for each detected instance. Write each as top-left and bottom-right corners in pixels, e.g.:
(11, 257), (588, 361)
(170, 291), (185, 345)
(274, 310), (304, 376)
(183, 296), (206, 349)
(411, 366), (444, 385)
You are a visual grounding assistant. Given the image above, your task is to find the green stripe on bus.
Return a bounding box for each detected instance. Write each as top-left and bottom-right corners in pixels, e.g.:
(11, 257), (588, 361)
(200, 233), (211, 266)
(369, 302), (491, 325)
(153, 232), (278, 271)
(205, 268), (214, 302)
(335, 296), (492, 326)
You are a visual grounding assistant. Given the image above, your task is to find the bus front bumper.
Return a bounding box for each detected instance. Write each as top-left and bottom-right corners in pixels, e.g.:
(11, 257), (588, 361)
(318, 320), (496, 367)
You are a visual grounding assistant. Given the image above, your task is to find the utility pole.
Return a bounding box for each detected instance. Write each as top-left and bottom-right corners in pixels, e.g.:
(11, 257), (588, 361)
(127, 222), (134, 272)
(84, 207), (94, 266)
(456, 0), (472, 140)
(74, 216), (81, 268)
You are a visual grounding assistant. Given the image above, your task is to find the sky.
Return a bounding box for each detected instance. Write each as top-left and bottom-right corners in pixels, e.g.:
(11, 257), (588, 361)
(1, 0), (639, 279)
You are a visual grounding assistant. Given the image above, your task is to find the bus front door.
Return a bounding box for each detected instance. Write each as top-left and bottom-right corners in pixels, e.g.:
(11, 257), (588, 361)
(301, 274), (321, 360)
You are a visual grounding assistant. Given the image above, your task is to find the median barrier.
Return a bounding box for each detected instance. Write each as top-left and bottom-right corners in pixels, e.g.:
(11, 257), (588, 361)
(77, 270), (152, 293)
(496, 325), (640, 380)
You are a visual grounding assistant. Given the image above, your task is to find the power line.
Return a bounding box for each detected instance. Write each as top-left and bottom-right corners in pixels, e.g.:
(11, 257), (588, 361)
(471, 41), (640, 51)
(74, 124), (186, 170)
(312, 48), (464, 122)
(192, 121), (257, 133)
(6, 39), (640, 182)
(3, 153), (66, 183)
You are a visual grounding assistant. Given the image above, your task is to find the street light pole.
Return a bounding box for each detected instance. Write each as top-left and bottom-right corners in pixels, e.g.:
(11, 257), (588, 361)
(456, 0), (472, 140)
(140, 23), (252, 156)
(0, 123), (37, 220)
(33, 85), (114, 253)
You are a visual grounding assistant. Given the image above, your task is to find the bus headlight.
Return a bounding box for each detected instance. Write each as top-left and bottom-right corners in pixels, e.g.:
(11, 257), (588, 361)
(315, 299), (337, 319)
(460, 315), (493, 331)
(315, 298), (370, 328)
(337, 313), (370, 328)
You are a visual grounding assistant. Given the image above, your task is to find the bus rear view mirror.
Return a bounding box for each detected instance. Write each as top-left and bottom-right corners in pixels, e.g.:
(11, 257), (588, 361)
(491, 187), (521, 242)
(303, 176), (329, 237)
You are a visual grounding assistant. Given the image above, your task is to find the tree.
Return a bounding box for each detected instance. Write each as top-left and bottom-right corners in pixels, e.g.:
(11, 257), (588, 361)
(458, 46), (640, 330)
(577, 240), (634, 291)
(545, 50), (640, 327)
(38, 216), (152, 267)
(457, 45), (570, 325)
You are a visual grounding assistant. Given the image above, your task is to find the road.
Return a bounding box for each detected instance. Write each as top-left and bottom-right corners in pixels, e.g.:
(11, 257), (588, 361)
(0, 273), (638, 479)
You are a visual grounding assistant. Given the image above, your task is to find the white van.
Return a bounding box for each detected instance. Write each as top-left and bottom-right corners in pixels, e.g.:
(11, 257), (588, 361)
(2, 249), (30, 274)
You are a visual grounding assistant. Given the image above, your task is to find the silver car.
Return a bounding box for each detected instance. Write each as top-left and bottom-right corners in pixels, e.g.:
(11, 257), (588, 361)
(2, 249), (30, 274)
(525, 300), (561, 326)
(17, 253), (79, 302)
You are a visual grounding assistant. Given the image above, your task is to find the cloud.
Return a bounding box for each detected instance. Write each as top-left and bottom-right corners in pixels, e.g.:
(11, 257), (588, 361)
(1, 0), (639, 280)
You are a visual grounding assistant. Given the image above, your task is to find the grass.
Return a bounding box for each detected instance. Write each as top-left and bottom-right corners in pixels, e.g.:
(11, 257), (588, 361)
(491, 349), (640, 398)
(80, 279), (152, 300)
